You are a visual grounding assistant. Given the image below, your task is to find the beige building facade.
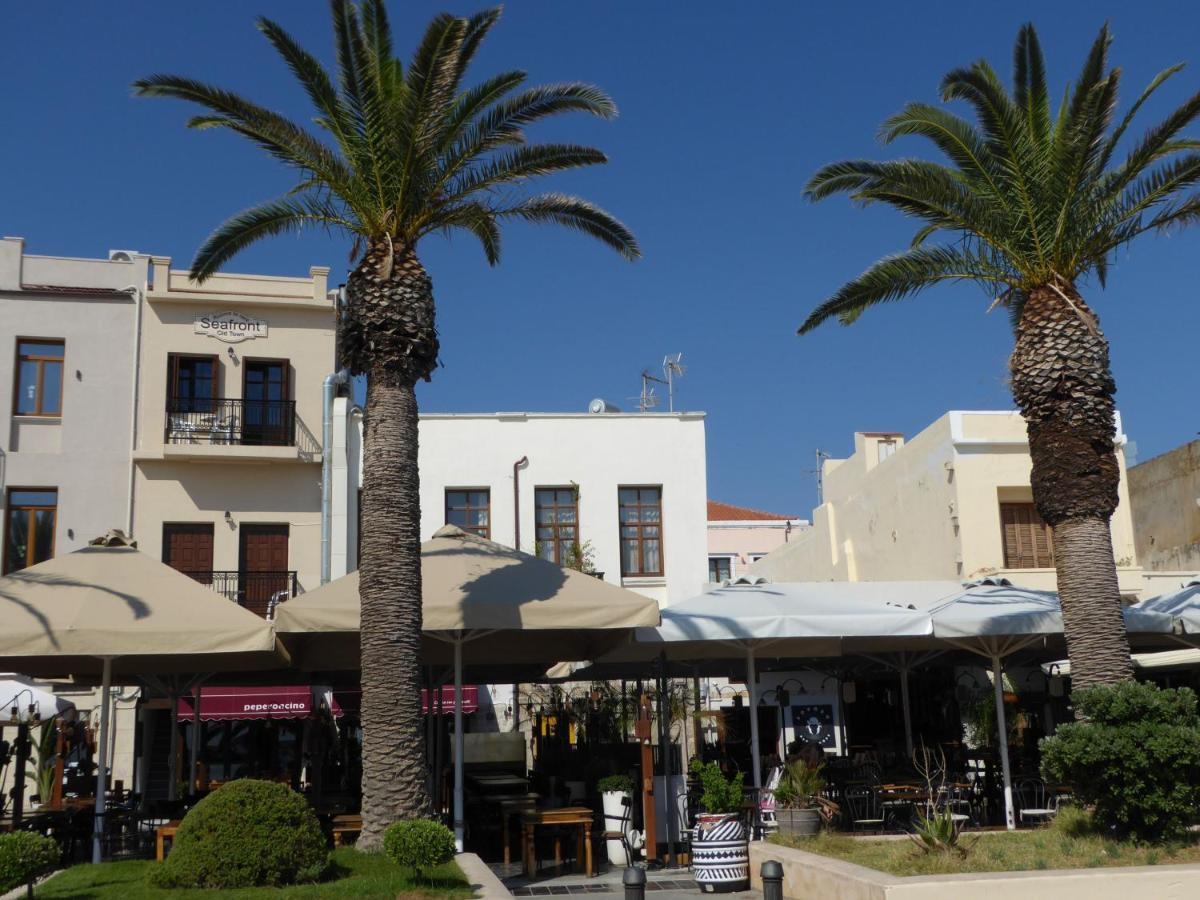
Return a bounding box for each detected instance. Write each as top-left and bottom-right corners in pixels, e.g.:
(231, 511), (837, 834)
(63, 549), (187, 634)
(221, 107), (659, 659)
(706, 499), (807, 583)
(749, 411), (1178, 598)
(1129, 439), (1200, 575)
(130, 257), (335, 612)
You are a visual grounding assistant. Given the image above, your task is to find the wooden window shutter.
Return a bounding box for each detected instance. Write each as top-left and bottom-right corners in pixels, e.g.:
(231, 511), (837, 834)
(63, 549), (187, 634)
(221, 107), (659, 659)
(1000, 502), (1054, 568)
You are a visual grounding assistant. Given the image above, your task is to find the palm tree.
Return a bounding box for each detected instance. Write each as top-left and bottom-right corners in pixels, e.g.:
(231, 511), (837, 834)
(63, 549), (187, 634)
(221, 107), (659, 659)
(801, 24), (1200, 689)
(135, 1), (636, 846)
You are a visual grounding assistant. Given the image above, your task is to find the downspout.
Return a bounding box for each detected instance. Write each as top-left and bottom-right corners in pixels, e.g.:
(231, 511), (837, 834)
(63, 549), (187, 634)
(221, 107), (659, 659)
(123, 284), (143, 535)
(321, 369), (349, 584)
(321, 284), (349, 585)
(512, 456), (528, 551)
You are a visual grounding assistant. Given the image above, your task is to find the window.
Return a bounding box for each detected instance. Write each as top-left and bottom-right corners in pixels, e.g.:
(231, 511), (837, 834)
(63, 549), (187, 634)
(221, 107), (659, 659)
(14, 339), (64, 416)
(167, 354), (218, 412)
(708, 556), (732, 583)
(535, 488), (579, 565)
(1000, 502), (1055, 568)
(877, 439), (897, 462)
(619, 486), (663, 577)
(446, 489), (490, 538)
(4, 489), (57, 574)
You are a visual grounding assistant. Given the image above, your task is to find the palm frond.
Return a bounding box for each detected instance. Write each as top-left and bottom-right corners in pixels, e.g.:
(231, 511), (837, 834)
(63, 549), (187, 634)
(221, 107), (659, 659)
(499, 193), (639, 260)
(799, 246), (1014, 334)
(1014, 24), (1051, 146)
(191, 195), (360, 281)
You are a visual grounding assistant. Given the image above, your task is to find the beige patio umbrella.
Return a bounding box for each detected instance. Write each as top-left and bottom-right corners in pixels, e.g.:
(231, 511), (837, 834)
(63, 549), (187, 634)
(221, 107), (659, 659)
(0, 532), (283, 863)
(274, 524), (661, 847)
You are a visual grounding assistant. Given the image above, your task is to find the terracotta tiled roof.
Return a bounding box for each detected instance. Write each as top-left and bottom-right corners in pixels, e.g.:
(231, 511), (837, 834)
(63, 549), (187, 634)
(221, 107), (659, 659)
(707, 500), (796, 522)
(20, 284), (132, 298)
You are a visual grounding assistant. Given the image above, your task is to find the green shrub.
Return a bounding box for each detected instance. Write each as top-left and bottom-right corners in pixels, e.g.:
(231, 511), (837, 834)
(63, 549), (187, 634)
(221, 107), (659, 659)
(383, 819), (457, 875)
(0, 832), (59, 894)
(149, 778), (328, 889)
(1040, 682), (1200, 842)
(597, 774), (635, 794)
(689, 760), (744, 814)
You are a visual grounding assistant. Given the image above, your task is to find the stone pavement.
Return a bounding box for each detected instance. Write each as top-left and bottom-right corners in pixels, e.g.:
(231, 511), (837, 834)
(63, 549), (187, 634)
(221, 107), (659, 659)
(495, 861), (760, 898)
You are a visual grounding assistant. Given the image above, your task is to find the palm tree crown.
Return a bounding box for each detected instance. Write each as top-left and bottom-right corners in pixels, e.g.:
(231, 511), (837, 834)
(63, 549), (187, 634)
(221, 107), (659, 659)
(800, 23), (1200, 332)
(134, 1), (639, 282)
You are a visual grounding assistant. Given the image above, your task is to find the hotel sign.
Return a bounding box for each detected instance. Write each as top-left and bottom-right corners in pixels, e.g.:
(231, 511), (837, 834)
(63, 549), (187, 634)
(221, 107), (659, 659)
(194, 311), (268, 343)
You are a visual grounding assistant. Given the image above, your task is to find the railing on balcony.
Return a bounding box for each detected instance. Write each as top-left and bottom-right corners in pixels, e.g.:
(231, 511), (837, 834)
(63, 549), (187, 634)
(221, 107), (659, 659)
(183, 570), (298, 618)
(165, 398), (297, 447)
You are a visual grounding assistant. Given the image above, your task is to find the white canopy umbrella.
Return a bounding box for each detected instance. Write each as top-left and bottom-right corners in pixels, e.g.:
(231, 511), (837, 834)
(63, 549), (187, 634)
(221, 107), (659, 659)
(275, 525), (660, 849)
(626, 578), (949, 789)
(926, 578), (1175, 831)
(1127, 580), (1200, 636)
(1, 678), (76, 721)
(0, 532), (282, 863)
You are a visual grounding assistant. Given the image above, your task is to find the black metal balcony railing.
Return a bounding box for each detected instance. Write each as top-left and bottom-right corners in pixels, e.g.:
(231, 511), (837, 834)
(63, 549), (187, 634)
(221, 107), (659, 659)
(183, 570), (298, 618)
(165, 398), (297, 447)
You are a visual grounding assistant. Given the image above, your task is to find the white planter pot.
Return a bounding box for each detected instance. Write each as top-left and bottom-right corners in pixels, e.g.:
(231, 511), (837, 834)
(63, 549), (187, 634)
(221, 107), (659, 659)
(692, 813), (749, 893)
(602, 790), (632, 866)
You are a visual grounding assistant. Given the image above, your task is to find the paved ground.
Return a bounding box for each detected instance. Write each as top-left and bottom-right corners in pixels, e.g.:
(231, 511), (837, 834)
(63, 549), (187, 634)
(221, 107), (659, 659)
(495, 861), (760, 898)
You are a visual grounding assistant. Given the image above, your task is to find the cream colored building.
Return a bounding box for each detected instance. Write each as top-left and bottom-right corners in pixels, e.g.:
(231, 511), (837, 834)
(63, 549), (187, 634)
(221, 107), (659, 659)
(1129, 439), (1200, 575)
(130, 257), (335, 612)
(706, 499), (807, 583)
(749, 411), (1181, 598)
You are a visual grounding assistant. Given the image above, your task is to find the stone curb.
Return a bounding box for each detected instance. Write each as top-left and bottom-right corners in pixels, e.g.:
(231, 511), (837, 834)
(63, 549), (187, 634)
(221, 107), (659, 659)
(458, 851), (512, 898)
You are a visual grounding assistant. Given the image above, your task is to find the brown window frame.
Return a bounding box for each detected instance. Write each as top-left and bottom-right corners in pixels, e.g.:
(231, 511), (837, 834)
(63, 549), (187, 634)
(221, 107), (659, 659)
(13, 338), (65, 417)
(445, 488), (491, 539)
(3, 487), (58, 574)
(535, 486), (580, 566)
(241, 357), (291, 403)
(619, 485), (665, 577)
(999, 501), (1055, 569)
(708, 555), (733, 583)
(166, 353), (220, 404)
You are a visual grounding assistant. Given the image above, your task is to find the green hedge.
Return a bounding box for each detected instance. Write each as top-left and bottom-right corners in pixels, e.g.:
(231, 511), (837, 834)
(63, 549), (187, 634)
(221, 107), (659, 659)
(1041, 682), (1200, 842)
(0, 832), (59, 894)
(149, 779), (328, 889)
(383, 819), (456, 875)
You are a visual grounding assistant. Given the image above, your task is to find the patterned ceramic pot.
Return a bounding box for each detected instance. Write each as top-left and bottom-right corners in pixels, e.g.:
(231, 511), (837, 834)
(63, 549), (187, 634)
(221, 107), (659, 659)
(691, 813), (748, 893)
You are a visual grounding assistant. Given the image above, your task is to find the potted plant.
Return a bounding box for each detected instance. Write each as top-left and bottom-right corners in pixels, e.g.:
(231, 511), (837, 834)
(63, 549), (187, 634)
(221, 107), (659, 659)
(772, 760), (824, 837)
(689, 761), (748, 893)
(597, 774), (636, 865)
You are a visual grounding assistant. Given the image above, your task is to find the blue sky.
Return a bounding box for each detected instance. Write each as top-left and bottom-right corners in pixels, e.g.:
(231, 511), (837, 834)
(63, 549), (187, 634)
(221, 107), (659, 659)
(4, 2), (1199, 516)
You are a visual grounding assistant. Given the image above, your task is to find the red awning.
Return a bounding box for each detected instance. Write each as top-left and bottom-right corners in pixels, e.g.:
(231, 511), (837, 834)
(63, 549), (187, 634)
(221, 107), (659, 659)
(323, 686), (479, 718)
(177, 685), (313, 722)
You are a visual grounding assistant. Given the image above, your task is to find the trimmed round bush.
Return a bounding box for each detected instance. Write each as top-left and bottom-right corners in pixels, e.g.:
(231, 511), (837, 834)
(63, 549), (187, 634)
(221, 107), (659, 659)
(383, 819), (456, 875)
(150, 779), (328, 889)
(0, 832), (59, 894)
(1041, 682), (1200, 842)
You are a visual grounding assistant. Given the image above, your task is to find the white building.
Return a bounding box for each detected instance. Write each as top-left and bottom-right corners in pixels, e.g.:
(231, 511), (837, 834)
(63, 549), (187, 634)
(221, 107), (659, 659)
(331, 407), (710, 609)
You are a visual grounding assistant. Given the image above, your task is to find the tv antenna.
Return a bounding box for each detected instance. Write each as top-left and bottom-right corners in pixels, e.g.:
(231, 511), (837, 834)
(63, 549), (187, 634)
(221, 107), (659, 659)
(810, 449), (833, 506)
(662, 353), (686, 412)
(634, 370), (664, 412)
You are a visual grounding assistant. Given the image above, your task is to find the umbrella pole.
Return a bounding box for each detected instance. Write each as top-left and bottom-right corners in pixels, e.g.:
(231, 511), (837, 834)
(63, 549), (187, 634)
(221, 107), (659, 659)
(746, 647), (761, 789)
(992, 655), (1015, 830)
(167, 691), (179, 802)
(899, 666), (914, 761)
(92, 656), (113, 865)
(188, 684), (202, 798)
(453, 638), (465, 852)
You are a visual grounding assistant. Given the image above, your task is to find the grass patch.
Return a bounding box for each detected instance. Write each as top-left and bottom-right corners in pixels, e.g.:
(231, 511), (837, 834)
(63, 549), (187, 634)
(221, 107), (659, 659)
(772, 813), (1200, 878)
(34, 847), (473, 899)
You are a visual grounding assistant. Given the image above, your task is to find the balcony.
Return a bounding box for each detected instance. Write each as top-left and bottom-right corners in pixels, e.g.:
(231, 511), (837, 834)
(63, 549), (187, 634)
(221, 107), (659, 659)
(184, 570), (299, 618)
(159, 398), (320, 463)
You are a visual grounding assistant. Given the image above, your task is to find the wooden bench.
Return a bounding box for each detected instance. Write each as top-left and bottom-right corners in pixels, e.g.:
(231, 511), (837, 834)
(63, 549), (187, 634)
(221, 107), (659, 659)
(331, 814), (363, 847)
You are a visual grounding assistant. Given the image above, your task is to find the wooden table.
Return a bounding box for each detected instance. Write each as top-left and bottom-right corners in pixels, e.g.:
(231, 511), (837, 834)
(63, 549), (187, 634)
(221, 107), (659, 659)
(331, 814), (362, 847)
(495, 794), (539, 866)
(521, 807), (594, 878)
(156, 819), (183, 861)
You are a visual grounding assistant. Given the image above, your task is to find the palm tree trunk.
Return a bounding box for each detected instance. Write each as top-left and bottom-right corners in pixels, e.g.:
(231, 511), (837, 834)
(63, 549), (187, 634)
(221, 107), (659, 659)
(1010, 282), (1133, 689)
(343, 241), (440, 848)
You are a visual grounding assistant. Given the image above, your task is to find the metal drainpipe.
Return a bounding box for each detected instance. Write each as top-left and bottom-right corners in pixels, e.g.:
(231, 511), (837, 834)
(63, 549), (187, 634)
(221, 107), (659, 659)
(321, 369), (349, 584)
(123, 284), (144, 536)
(512, 456), (528, 551)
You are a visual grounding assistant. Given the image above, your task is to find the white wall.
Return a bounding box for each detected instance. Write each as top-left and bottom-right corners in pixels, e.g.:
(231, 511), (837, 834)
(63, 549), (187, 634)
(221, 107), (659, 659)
(337, 410), (709, 607)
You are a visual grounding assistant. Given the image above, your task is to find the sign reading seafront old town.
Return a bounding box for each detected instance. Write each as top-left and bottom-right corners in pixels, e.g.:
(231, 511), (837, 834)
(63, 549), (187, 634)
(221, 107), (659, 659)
(194, 311), (269, 343)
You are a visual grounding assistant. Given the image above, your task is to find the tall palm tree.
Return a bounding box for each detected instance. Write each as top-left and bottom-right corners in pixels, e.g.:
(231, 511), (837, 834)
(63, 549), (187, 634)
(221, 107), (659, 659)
(136, 1), (636, 846)
(801, 24), (1200, 689)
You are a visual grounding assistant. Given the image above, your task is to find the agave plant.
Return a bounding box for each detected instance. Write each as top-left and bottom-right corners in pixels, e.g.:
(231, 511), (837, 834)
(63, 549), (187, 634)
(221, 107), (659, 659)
(135, 1), (636, 846)
(802, 24), (1200, 687)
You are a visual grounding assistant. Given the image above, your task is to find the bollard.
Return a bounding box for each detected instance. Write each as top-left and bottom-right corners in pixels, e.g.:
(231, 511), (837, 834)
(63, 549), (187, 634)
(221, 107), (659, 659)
(623, 866), (647, 900)
(761, 860), (784, 900)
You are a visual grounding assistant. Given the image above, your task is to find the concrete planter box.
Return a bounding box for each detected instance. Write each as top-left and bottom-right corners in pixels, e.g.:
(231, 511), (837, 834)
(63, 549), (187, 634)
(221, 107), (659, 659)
(775, 808), (821, 838)
(750, 838), (1200, 900)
